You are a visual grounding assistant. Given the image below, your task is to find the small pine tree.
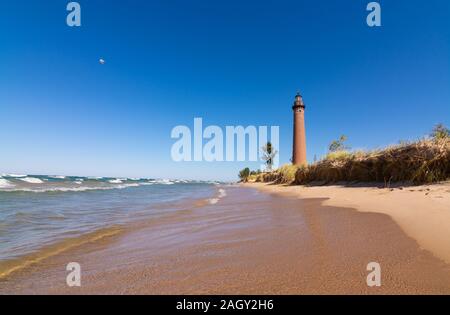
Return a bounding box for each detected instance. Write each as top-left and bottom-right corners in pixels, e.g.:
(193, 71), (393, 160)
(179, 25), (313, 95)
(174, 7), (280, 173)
(329, 135), (350, 152)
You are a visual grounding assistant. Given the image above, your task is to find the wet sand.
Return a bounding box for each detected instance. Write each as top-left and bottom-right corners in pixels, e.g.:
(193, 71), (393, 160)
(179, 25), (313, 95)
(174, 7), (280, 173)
(1, 186), (450, 294)
(247, 182), (450, 264)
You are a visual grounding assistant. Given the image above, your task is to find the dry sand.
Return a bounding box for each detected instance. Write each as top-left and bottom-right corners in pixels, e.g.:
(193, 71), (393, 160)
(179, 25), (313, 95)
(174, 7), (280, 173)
(1, 185), (450, 294)
(247, 182), (450, 264)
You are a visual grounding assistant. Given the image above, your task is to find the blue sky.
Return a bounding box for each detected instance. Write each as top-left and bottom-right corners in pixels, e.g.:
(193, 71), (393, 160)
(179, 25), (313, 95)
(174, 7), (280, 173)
(1, 0), (449, 181)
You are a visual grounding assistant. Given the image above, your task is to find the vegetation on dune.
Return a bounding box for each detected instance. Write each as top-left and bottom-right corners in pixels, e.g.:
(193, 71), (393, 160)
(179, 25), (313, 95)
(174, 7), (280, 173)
(276, 164), (299, 184)
(269, 164), (298, 184)
(431, 123), (450, 140)
(295, 138), (449, 185)
(244, 164), (298, 184)
(328, 135), (350, 153)
(250, 169), (262, 176)
(238, 167), (251, 182)
(325, 150), (353, 161)
(243, 124), (450, 186)
(240, 142), (279, 183)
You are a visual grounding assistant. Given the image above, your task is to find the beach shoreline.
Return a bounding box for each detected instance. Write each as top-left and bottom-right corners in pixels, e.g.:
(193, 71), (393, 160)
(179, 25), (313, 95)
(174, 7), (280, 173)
(1, 184), (450, 294)
(244, 182), (450, 264)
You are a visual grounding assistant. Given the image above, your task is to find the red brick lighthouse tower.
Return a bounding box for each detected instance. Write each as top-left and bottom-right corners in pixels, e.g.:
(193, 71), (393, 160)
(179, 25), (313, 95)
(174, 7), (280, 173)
(292, 92), (307, 166)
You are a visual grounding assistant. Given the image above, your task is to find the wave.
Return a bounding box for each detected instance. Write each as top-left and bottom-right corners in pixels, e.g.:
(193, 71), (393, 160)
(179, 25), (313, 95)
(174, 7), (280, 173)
(173, 180), (187, 183)
(48, 175), (66, 179)
(0, 179), (14, 188)
(148, 179), (175, 185)
(0, 177), (218, 280)
(218, 188), (227, 198)
(108, 179), (123, 184)
(0, 175), (219, 194)
(0, 226), (123, 280)
(19, 177), (44, 184)
(1, 174), (27, 178)
(1, 183), (141, 193)
(208, 188), (227, 205)
(208, 198), (220, 205)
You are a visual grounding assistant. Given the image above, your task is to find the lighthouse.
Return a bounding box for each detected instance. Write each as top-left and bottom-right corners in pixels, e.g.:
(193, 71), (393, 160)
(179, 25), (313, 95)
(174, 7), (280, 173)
(292, 92), (307, 166)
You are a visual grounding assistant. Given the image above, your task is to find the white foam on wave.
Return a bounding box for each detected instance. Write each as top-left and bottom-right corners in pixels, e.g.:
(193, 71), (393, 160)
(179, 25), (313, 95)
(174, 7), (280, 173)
(3, 174), (27, 178)
(173, 180), (184, 183)
(49, 175), (66, 179)
(109, 179), (123, 184)
(218, 188), (227, 198)
(208, 188), (227, 205)
(208, 198), (219, 205)
(19, 177), (44, 184)
(148, 179), (175, 185)
(0, 178), (15, 188)
(2, 183), (141, 193)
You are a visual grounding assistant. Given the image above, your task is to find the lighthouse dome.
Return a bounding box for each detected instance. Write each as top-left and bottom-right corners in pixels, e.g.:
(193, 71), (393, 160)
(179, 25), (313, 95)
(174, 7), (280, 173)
(294, 93), (305, 107)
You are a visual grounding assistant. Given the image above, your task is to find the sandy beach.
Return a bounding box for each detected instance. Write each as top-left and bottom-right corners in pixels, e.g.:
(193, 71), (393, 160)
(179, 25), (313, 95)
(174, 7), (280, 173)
(247, 182), (450, 264)
(1, 184), (450, 294)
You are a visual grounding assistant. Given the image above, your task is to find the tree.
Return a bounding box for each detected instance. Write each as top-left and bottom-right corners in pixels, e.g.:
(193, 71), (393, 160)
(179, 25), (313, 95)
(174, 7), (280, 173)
(431, 123), (449, 140)
(261, 142), (278, 172)
(238, 168), (250, 182)
(329, 135), (350, 152)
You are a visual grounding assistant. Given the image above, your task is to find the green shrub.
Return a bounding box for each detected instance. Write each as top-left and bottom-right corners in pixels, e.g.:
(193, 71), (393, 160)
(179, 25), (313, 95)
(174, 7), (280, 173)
(238, 168), (250, 182)
(275, 164), (299, 184)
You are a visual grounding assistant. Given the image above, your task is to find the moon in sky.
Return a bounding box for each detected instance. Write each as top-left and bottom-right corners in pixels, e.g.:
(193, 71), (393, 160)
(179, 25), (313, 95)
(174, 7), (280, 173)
(99, 58), (105, 65)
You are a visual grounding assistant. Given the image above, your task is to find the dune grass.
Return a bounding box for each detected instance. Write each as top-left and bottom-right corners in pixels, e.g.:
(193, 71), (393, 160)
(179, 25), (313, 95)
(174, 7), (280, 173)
(247, 164), (298, 184)
(256, 138), (450, 186)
